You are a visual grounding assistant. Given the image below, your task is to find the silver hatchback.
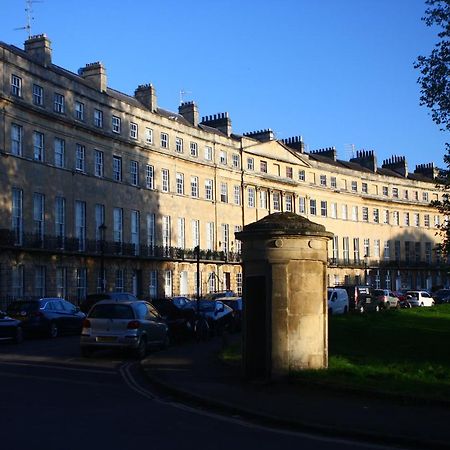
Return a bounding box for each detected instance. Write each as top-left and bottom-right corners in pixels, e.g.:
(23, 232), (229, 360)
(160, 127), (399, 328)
(80, 300), (169, 359)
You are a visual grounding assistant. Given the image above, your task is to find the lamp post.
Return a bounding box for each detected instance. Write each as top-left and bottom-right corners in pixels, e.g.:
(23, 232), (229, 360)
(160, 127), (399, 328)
(364, 254), (369, 285)
(99, 223), (107, 293)
(194, 245), (200, 314)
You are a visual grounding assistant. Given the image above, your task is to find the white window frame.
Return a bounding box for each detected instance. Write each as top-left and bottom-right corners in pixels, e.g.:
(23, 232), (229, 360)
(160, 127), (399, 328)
(54, 138), (65, 168)
(54, 93), (65, 113)
(95, 150), (104, 177)
(130, 160), (139, 186)
(75, 144), (85, 172)
(112, 116), (121, 134)
(130, 122), (138, 139)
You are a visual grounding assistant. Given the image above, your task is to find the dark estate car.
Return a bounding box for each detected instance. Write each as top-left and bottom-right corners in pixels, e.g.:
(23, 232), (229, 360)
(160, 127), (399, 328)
(150, 297), (196, 341)
(337, 285), (374, 311)
(0, 310), (23, 343)
(184, 299), (234, 337)
(79, 292), (139, 314)
(217, 296), (243, 332)
(433, 289), (450, 304)
(7, 298), (86, 338)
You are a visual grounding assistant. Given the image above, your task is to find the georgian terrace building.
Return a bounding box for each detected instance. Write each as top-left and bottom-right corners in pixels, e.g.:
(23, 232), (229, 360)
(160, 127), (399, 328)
(0, 34), (446, 305)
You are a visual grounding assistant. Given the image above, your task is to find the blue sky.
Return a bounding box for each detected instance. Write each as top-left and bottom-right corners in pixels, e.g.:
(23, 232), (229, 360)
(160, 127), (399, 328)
(2, 0), (447, 169)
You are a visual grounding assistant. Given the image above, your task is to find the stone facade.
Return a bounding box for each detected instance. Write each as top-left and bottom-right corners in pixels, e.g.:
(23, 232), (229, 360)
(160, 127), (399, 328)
(0, 34), (446, 305)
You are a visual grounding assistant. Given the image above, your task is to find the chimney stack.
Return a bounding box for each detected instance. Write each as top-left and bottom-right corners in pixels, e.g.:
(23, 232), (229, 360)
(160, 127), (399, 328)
(24, 34), (52, 67)
(200, 112), (232, 136)
(282, 136), (305, 153)
(350, 150), (377, 172)
(382, 155), (408, 177)
(178, 101), (199, 126)
(243, 129), (275, 142)
(79, 62), (107, 92)
(135, 84), (157, 112)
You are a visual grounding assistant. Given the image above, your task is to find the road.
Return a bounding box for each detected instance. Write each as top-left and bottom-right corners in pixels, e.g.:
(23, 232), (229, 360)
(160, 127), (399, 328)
(0, 337), (395, 450)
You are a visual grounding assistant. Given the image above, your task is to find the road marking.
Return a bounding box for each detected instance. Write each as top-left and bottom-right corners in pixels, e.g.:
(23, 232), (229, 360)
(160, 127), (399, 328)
(118, 363), (396, 450)
(0, 360), (117, 375)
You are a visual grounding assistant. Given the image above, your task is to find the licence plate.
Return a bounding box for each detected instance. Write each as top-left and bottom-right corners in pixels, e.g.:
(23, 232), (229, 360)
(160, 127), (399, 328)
(366, 299), (371, 303)
(96, 336), (117, 343)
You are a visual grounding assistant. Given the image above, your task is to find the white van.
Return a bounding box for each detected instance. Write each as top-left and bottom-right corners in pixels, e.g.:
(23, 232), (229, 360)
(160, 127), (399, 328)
(327, 288), (349, 315)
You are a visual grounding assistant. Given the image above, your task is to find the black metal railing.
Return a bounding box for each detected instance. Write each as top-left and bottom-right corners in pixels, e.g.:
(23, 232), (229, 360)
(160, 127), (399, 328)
(0, 229), (241, 263)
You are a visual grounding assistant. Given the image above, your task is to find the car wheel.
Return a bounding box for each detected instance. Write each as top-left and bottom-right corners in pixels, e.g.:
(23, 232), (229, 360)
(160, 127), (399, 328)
(133, 336), (147, 360)
(49, 322), (58, 338)
(420, 302), (424, 307)
(343, 306), (348, 314)
(14, 326), (24, 344)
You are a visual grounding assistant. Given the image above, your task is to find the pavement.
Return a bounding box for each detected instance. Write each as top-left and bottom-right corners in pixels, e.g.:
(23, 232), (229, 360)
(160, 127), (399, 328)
(142, 334), (450, 449)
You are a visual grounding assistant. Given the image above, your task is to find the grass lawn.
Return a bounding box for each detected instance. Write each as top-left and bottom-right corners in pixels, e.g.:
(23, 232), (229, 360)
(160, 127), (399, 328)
(222, 304), (450, 402)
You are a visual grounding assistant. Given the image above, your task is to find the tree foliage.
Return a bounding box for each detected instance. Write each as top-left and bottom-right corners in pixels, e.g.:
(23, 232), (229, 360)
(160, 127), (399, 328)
(416, 0), (450, 254)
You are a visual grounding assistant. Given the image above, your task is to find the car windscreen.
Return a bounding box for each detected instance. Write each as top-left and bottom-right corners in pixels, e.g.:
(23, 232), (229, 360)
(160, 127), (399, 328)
(89, 304), (134, 319)
(7, 302), (39, 313)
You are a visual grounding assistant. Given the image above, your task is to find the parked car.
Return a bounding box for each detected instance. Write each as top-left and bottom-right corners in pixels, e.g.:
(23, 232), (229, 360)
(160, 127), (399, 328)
(150, 297), (196, 341)
(406, 290), (435, 307)
(79, 292), (139, 313)
(373, 289), (400, 309)
(337, 285), (374, 311)
(80, 300), (169, 358)
(393, 290), (412, 308)
(433, 289), (450, 304)
(216, 296), (243, 331)
(202, 291), (237, 301)
(357, 294), (383, 313)
(185, 300), (234, 337)
(6, 298), (85, 337)
(327, 288), (349, 315)
(0, 310), (23, 343)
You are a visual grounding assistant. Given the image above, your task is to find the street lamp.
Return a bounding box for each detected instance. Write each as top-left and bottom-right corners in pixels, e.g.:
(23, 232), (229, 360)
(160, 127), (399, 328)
(99, 223), (107, 293)
(364, 254), (369, 285)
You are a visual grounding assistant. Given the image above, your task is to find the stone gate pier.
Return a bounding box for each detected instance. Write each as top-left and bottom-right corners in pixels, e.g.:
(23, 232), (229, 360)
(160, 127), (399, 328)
(235, 212), (333, 380)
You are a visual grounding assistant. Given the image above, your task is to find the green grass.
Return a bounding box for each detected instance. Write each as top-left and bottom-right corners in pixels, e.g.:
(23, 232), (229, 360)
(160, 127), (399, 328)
(222, 305), (450, 402)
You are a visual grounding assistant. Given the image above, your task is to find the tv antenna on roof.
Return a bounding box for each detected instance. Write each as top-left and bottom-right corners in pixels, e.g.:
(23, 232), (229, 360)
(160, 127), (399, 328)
(15, 0), (43, 39)
(179, 89), (192, 105)
(344, 143), (356, 159)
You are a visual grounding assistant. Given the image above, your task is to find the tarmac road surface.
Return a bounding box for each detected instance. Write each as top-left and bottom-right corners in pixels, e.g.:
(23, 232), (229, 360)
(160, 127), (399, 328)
(0, 336), (400, 450)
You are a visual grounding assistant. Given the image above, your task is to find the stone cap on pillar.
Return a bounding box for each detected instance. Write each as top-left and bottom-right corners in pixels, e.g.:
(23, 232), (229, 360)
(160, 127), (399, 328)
(235, 212), (333, 241)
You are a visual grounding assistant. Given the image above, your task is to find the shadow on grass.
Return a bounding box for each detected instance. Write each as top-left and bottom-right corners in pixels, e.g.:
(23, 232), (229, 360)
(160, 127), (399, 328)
(292, 305), (450, 402)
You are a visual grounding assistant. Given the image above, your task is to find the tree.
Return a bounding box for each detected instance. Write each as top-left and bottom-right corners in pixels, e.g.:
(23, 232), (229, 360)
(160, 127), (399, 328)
(416, 0), (450, 254)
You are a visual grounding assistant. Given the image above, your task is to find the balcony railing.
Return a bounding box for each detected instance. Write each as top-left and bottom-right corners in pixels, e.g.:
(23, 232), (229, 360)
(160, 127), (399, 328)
(0, 229), (241, 263)
(328, 257), (448, 269)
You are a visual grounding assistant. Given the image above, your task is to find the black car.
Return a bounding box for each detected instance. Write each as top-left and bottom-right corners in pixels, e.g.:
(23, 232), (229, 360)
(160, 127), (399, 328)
(217, 296), (243, 332)
(7, 298), (85, 338)
(357, 294), (383, 313)
(150, 297), (196, 342)
(338, 285), (374, 311)
(433, 289), (450, 304)
(79, 292), (139, 313)
(0, 310), (23, 343)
